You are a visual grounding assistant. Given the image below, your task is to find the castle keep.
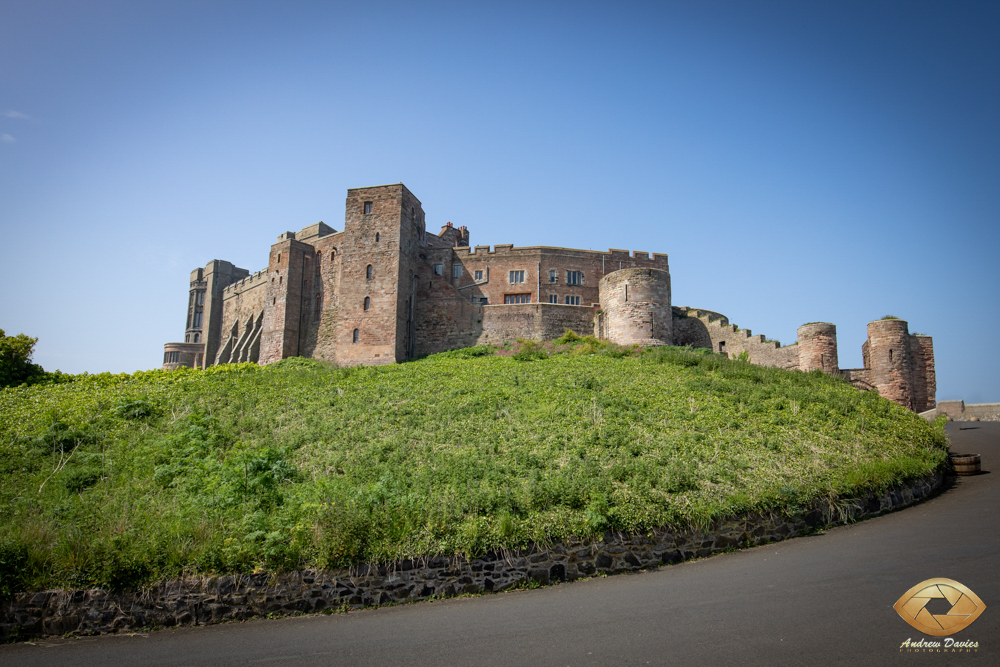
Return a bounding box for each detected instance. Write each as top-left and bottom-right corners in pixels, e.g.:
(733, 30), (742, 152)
(162, 183), (935, 412)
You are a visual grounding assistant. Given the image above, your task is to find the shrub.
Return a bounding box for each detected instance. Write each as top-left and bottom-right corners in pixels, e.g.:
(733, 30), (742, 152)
(554, 329), (583, 344)
(0, 330), (45, 389)
(513, 339), (548, 361)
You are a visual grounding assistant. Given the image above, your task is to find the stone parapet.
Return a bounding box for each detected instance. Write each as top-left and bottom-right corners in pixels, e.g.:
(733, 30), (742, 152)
(0, 473), (942, 641)
(161, 342), (204, 370)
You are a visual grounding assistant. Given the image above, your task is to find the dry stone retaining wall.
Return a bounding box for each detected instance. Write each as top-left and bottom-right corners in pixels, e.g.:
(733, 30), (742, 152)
(1, 473), (942, 641)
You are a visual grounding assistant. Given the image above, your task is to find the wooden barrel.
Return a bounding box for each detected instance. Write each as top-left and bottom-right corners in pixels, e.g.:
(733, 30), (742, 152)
(949, 454), (981, 476)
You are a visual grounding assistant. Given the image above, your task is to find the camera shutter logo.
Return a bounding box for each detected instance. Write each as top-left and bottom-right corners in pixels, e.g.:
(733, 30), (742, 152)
(893, 578), (986, 636)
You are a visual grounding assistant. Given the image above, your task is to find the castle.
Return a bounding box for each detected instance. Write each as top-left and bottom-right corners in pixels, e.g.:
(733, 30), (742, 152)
(162, 183), (935, 412)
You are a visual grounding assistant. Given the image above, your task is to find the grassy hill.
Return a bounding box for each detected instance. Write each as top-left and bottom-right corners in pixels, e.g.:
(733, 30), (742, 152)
(0, 340), (947, 598)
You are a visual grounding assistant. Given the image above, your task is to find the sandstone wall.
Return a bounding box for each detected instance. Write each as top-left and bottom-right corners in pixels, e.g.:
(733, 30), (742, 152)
(332, 184), (423, 366)
(598, 268), (672, 346)
(217, 270), (268, 364)
(909, 335), (936, 413)
(259, 237), (311, 364)
(299, 232), (344, 363)
(162, 343), (204, 370)
(673, 310), (799, 369)
(921, 400), (1000, 422)
(797, 323), (839, 373)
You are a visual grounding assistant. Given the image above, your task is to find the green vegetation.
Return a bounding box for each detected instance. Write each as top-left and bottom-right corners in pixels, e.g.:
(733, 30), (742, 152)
(880, 315), (901, 320)
(0, 340), (947, 598)
(0, 330), (72, 390)
(0, 330), (45, 389)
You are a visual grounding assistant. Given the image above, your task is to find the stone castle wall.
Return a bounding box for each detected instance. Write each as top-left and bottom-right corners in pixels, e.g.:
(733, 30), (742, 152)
(597, 268), (672, 346)
(797, 323), (839, 373)
(671, 309), (799, 370)
(161, 184), (935, 412)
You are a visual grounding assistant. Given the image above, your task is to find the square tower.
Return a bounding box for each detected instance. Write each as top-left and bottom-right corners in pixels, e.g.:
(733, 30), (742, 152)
(335, 184), (426, 365)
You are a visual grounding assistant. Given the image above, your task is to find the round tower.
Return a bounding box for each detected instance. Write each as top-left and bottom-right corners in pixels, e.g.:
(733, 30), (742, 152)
(597, 268), (672, 346)
(866, 318), (914, 408)
(796, 322), (839, 373)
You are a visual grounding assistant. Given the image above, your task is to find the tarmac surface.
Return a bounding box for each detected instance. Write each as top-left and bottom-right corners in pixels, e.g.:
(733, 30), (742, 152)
(3, 422), (997, 666)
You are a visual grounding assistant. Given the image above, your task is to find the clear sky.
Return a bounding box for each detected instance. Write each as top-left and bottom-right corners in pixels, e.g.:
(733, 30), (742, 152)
(1, 0), (997, 402)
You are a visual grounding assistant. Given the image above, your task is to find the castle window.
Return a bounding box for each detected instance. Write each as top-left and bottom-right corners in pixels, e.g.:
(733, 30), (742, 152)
(193, 311), (203, 328)
(549, 295), (558, 303)
(366, 264), (373, 280)
(165, 351), (180, 364)
(330, 249), (336, 261)
(889, 349), (894, 362)
(718, 341), (726, 355)
(193, 333), (200, 343)
(315, 262), (320, 277)
(364, 296), (371, 311)
(452, 265), (462, 278)
(474, 270), (483, 281)
(196, 291), (205, 305)
(353, 328), (359, 343)
(314, 294), (321, 321)
(504, 294), (531, 304)
(509, 270), (525, 284)
(549, 270), (557, 283)
(433, 264), (444, 276)
(363, 201), (373, 214)
(277, 253), (281, 264)
(567, 271), (583, 286)
(480, 297), (488, 305)
(566, 296), (580, 305)
(375, 232), (380, 242)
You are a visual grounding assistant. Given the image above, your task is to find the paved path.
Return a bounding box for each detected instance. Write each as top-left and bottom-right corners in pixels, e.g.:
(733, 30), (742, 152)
(3, 423), (997, 666)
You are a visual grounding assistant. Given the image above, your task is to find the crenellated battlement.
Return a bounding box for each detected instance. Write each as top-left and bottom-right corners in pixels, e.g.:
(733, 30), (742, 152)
(454, 245), (668, 265)
(223, 269), (268, 296)
(159, 182), (934, 413)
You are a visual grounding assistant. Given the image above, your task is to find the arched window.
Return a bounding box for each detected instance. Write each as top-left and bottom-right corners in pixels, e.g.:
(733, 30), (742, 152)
(375, 232), (380, 242)
(366, 264), (373, 280)
(352, 328), (359, 343)
(314, 293), (321, 321)
(330, 248), (337, 261)
(364, 296), (371, 311)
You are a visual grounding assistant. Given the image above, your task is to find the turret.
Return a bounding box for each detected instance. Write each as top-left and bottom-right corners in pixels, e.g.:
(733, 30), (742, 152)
(597, 267), (672, 346)
(865, 318), (915, 409)
(796, 322), (839, 373)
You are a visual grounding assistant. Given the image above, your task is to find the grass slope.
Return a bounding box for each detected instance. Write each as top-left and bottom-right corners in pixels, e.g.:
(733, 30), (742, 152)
(0, 344), (947, 597)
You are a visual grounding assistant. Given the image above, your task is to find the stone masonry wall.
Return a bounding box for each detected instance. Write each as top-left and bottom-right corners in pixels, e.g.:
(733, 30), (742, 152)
(679, 311), (799, 369)
(797, 323), (839, 373)
(909, 335), (936, 413)
(0, 473), (942, 641)
(598, 268), (672, 346)
(217, 271), (268, 364)
(866, 319), (915, 410)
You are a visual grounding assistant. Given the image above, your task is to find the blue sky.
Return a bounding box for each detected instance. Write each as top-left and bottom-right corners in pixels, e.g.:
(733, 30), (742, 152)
(1, 1), (997, 402)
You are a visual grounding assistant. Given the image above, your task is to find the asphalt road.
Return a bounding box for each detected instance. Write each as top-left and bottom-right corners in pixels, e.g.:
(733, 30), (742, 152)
(3, 422), (996, 667)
